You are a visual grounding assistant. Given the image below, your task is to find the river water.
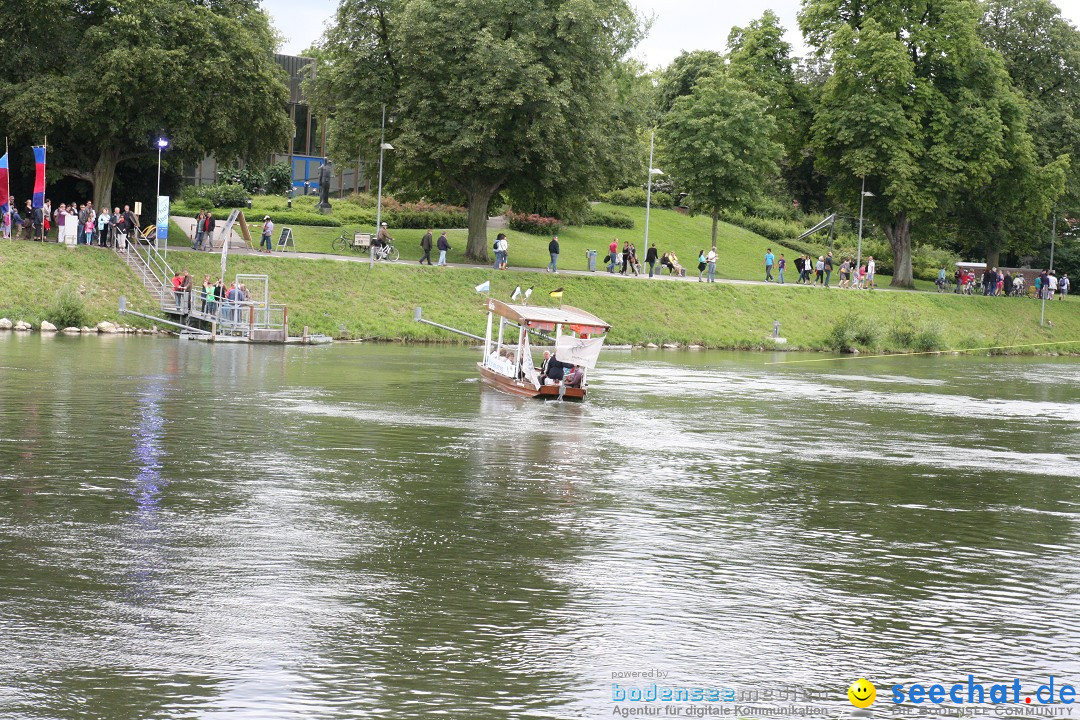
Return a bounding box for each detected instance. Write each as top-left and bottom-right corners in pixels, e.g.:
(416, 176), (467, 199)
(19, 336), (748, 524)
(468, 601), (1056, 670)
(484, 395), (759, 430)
(1, 335), (1079, 719)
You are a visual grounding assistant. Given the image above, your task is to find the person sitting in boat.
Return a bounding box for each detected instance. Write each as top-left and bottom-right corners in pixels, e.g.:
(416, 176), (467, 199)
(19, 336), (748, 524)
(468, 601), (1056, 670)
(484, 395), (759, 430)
(564, 365), (584, 388)
(542, 354), (565, 385)
(486, 348), (515, 377)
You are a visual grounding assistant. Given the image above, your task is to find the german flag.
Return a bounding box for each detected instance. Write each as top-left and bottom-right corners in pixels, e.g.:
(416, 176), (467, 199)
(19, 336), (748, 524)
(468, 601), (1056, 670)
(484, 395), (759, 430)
(549, 287), (564, 299)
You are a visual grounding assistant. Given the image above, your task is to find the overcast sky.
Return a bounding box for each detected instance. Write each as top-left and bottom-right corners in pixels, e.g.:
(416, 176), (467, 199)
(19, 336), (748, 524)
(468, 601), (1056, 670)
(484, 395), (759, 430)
(265, 0), (1080, 68)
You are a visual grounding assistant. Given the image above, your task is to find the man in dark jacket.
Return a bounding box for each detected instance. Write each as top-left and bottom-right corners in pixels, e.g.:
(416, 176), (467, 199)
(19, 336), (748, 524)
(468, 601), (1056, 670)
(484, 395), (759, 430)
(645, 243), (658, 277)
(419, 228), (433, 265)
(200, 211), (215, 250)
(436, 231), (450, 266)
(547, 235), (560, 273)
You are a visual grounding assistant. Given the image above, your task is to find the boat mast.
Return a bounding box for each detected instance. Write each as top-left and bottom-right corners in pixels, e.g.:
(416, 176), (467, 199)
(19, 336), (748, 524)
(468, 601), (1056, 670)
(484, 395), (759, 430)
(484, 307), (493, 359)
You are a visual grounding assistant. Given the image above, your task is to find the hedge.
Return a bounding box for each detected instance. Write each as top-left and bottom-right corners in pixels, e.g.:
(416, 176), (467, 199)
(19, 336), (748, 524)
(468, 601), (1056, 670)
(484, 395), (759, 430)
(507, 211), (561, 235)
(599, 187), (675, 209)
(582, 208), (634, 229)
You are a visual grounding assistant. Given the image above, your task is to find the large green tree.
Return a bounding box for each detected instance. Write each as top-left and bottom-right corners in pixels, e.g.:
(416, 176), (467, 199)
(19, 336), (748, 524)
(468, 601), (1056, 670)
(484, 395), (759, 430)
(803, 0), (1054, 287)
(726, 11), (825, 209)
(0, 0), (291, 210)
(655, 50), (725, 116)
(661, 74), (780, 247)
(314, 0), (641, 262)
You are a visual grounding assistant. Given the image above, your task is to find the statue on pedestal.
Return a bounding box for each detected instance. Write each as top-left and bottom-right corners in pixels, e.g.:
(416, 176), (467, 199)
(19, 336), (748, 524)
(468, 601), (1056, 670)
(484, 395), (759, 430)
(317, 159), (333, 211)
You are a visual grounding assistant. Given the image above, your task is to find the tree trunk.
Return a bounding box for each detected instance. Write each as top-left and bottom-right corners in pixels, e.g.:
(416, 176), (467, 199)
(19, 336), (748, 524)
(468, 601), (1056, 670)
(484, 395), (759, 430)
(464, 184), (497, 263)
(985, 246), (1000, 270)
(882, 212), (914, 288)
(711, 208), (719, 248)
(92, 148), (121, 211)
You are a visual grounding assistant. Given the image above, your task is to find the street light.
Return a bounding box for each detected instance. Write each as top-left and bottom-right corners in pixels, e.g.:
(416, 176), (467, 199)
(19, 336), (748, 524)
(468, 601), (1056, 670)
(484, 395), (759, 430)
(856, 177), (874, 275)
(373, 105), (395, 268)
(1041, 208), (1057, 327)
(155, 137), (169, 258)
(643, 129), (664, 279)
(155, 137), (169, 199)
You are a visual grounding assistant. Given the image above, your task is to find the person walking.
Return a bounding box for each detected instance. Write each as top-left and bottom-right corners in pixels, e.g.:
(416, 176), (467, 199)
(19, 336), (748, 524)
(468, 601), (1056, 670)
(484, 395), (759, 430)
(260, 215), (274, 253)
(620, 240), (632, 275)
(547, 234), (560, 273)
(815, 256), (825, 285)
(646, 242), (658, 277)
(777, 254), (786, 284)
(1060, 274), (1070, 300)
(765, 248), (775, 282)
(193, 210), (206, 250)
(705, 246), (717, 283)
(607, 238), (619, 273)
(496, 233), (508, 269)
(200, 210), (215, 250)
(697, 249), (707, 282)
(866, 256), (876, 289)
(794, 255), (805, 284)
(1048, 271), (1058, 300)
(419, 228), (433, 265)
(436, 231), (450, 266)
(824, 252), (834, 288)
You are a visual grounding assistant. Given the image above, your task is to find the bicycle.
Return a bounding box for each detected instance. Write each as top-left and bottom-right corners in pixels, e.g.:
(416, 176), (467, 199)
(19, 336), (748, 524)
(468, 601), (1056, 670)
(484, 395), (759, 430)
(371, 242), (400, 262)
(332, 230), (367, 254)
(935, 277), (952, 293)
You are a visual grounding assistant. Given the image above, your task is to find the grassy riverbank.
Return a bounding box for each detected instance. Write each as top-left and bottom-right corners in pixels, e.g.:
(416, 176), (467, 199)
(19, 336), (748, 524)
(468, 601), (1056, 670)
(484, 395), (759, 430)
(167, 250), (1080, 352)
(2, 240), (1076, 352)
(0, 242), (157, 326)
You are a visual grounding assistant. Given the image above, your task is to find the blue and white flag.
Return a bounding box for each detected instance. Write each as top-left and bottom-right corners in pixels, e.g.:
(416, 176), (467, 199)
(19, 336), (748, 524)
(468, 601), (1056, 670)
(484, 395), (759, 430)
(475, 280), (490, 293)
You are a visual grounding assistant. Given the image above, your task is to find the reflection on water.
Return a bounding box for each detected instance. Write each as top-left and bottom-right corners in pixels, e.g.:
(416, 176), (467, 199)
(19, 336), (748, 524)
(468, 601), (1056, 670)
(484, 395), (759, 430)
(1, 335), (1079, 718)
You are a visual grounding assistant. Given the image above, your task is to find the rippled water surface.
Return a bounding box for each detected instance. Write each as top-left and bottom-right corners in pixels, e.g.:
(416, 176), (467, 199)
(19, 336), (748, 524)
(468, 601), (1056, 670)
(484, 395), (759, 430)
(1, 334), (1079, 719)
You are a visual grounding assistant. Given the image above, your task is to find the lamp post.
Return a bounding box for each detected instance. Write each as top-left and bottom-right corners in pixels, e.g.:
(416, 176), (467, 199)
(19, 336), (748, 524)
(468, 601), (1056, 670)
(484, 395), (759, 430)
(373, 105), (395, 269)
(1041, 208), (1057, 327)
(643, 130), (664, 278)
(155, 137), (169, 258)
(155, 137), (169, 199)
(856, 177), (874, 274)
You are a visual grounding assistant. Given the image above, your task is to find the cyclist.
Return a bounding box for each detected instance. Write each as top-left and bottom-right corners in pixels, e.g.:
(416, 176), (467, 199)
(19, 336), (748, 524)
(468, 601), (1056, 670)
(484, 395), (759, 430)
(936, 267), (947, 291)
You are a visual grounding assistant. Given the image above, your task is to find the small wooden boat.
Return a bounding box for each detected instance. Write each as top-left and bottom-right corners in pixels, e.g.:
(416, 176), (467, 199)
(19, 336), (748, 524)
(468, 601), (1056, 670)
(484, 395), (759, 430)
(478, 299), (611, 401)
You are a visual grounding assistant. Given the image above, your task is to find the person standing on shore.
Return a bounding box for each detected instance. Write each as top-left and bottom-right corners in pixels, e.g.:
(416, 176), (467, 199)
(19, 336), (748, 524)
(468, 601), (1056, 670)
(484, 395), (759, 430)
(193, 210), (206, 250)
(260, 215), (274, 253)
(646, 243), (658, 278)
(436, 231), (450, 266)
(705, 246), (717, 283)
(547, 235), (560, 273)
(419, 228), (433, 265)
(764, 248), (775, 282)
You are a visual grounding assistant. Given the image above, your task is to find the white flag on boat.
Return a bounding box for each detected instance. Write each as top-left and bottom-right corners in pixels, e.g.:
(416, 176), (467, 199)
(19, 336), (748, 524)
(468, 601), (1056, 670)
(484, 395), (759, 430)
(511, 285), (522, 301)
(475, 280), (490, 293)
(555, 336), (605, 369)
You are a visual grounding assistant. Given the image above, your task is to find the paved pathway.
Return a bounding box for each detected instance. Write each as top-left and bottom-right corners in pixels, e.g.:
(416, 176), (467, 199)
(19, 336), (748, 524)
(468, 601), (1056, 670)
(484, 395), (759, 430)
(168, 215), (900, 292)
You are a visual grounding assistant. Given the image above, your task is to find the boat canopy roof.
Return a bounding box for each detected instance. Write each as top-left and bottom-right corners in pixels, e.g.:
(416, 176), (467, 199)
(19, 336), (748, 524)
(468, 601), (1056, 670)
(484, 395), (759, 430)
(487, 299), (611, 332)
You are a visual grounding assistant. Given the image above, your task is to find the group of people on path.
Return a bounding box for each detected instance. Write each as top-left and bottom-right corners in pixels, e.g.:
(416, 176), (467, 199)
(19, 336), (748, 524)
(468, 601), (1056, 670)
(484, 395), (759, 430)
(950, 266), (1070, 299)
(2, 195), (139, 247)
(775, 250), (877, 290)
(418, 227), (452, 266)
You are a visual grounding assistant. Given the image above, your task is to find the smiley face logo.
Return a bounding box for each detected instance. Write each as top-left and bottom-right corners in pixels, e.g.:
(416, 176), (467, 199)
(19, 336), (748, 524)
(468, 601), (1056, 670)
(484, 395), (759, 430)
(848, 678), (876, 708)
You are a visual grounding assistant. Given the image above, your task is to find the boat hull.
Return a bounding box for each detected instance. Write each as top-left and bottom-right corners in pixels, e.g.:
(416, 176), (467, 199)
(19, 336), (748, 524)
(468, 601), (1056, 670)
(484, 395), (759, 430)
(476, 363), (587, 401)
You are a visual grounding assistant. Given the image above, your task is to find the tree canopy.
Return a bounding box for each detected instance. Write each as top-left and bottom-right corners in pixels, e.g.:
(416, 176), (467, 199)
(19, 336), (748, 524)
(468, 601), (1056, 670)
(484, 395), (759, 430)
(0, 0), (291, 210)
(315, 0), (643, 261)
(803, 0), (1061, 287)
(661, 74), (780, 247)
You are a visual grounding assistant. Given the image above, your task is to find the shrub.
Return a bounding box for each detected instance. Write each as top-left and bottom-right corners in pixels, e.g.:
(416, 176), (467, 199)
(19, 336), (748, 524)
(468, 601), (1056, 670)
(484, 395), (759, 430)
(49, 288), (88, 329)
(888, 310), (945, 352)
(264, 162), (292, 195)
(217, 166), (266, 194)
(184, 183), (251, 208)
(507, 211), (561, 235)
(719, 210), (810, 243)
(827, 312), (880, 352)
(599, 187), (674, 208)
(582, 208), (634, 229)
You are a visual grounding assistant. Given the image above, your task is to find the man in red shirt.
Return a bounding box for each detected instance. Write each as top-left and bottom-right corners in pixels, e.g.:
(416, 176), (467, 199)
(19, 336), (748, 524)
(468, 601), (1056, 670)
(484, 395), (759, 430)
(607, 238), (619, 273)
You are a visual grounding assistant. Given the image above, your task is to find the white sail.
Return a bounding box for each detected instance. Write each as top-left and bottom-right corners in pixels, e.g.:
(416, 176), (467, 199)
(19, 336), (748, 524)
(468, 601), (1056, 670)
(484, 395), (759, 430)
(555, 336), (605, 369)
